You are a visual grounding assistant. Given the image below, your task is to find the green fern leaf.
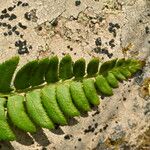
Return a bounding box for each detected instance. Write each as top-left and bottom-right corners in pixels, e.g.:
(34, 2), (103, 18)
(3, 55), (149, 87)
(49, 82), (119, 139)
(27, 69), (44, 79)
(87, 57), (99, 76)
(59, 55), (73, 80)
(0, 98), (16, 141)
(14, 60), (38, 90)
(73, 58), (86, 79)
(0, 57), (19, 93)
(30, 58), (49, 86)
(45, 56), (59, 83)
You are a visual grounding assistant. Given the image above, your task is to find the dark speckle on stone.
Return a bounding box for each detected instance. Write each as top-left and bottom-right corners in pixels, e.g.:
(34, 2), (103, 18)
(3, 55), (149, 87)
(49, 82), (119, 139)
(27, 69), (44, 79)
(1, 9), (7, 14)
(22, 3), (29, 7)
(18, 22), (27, 30)
(64, 134), (73, 140)
(3, 13), (10, 19)
(3, 32), (8, 36)
(12, 26), (17, 31)
(2, 23), (7, 27)
(99, 16), (103, 22)
(17, 1), (23, 6)
(108, 53), (113, 58)
(14, 31), (20, 35)
(109, 39), (115, 48)
(9, 13), (17, 20)
(38, 26), (42, 31)
(8, 6), (15, 12)
(0, 15), (4, 20)
(78, 138), (82, 141)
(93, 47), (101, 53)
(8, 31), (12, 35)
(24, 12), (31, 21)
(145, 26), (149, 34)
(75, 0), (81, 6)
(7, 24), (12, 29)
(95, 37), (102, 46)
(103, 124), (108, 130)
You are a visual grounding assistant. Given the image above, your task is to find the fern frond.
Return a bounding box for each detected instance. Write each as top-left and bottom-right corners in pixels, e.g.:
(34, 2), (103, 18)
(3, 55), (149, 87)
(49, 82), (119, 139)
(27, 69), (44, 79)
(0, 55), (144, 141)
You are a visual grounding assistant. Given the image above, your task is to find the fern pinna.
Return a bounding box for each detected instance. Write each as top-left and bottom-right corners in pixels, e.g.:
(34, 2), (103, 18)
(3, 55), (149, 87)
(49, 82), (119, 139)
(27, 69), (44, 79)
(0, 55), (143, 141)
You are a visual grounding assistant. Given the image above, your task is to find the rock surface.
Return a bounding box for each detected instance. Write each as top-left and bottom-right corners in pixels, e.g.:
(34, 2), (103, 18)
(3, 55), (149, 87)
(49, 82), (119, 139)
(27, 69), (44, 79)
(0, 0), (149, 150)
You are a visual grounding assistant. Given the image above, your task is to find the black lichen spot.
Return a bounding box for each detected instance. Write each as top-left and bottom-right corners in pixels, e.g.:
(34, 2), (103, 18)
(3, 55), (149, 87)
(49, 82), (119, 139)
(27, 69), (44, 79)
(98, 16), (103, 22)
(64, 134), (73, 140)
(3, 13), (10, 19)
(93, 47), (101, 53)
(108, 22), (120, 37)
(1, 9), (7, 14)
(3, 32), (8, 36)
(24, 12), (31, 21)
(15, 40), (29, 54)
(75, 0), (81, 6)
(22, 3), (29, 7)
(9, 13), (17, 21)
(8, 31), (12, 35)
(92, 110), (100, 116)
(145, 26), (149, 34)
(12, 26), (17, 32)
(94, 123), (98, 128)
(84, 125), (95, 134)
(17, 1), (23, 6)
(95, 37), (102, 46)
(109, 39), (115, 48)
(103, 124), (108, 130)
(123, 97), (126, 101)
(18, 22), (27, 30)
(78, 138), (82, 141)
(38, 26), (42, 31)
(14, 31), (20, 35)
(8, 6), (16, 12)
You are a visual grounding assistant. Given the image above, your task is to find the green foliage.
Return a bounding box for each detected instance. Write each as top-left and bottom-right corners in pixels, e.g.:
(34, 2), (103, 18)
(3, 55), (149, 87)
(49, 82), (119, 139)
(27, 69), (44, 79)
(59, 55), (73, 80)
(30, 58), (49, 86)
(56, 83), (80, 117)
(41, 85), (67, 125)
(83, 79), (100, 105)
(0, 98), (16, 141)
(7, 95), (36, 132)
(0, 55), (143, 141)
(0, 57), (19, 93)
(14, 60), (38, 90)
(96, 75), (113, 96)
(26, 90), (54, 129)
(87, 57), (100, 76)
(70, 81), (90, 112)
(73, 58), (86, 79)
(45, 56), (59, 83)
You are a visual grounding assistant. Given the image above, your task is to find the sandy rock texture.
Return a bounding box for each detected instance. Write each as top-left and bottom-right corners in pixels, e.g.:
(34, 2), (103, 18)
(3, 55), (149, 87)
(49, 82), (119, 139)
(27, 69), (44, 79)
(0, 0), (149, 150)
